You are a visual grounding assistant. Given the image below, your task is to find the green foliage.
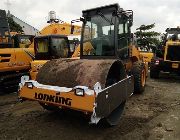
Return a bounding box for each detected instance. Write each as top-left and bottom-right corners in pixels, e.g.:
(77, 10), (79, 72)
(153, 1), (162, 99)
(135, 31), (160, 38)
(135, 23), (161, 51)
(7, 16), (24, 33)
(136, 23), (155, 31)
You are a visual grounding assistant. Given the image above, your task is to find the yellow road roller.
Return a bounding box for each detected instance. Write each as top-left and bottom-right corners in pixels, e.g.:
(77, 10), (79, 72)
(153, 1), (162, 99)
(19, 3), (147, 126)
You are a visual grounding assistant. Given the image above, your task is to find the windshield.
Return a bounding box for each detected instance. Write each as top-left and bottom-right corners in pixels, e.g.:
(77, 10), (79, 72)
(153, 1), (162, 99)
(138, 47), (153, 52)
(82, 13), (115, 56)
(51, 38), (69, 58)
(19, 36), (33, 48)
(36, 38), (49, 53)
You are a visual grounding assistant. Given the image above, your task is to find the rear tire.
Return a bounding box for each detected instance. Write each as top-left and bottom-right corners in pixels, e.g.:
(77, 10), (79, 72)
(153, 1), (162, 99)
(150, 66), (160, 79)
(132, 62), (146, 94)
(178, 72), (180, 76)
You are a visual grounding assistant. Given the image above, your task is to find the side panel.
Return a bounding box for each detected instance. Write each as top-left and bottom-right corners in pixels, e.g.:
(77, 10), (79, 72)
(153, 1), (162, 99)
(95, 76), (134, 118)
(0, 48), (16, 71)
(0, 48), (34, 72)
(19, 86), (95, 113)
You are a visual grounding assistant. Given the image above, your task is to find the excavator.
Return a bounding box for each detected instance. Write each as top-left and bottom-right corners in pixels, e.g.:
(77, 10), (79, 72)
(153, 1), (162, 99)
(19, 4), (147, 126)
(29, 11), (81, 80)
(29, 34), (78, 80)
(0, 9), (34, 93)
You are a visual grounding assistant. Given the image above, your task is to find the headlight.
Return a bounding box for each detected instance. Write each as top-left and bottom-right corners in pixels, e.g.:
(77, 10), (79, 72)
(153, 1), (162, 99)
(26, 82), (33, 89)
(74, 88), (84, 96)
(155, 60), (159, 65)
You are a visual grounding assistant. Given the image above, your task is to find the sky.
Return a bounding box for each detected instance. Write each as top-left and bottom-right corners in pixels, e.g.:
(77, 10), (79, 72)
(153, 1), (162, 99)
(1, 0), (180, 33)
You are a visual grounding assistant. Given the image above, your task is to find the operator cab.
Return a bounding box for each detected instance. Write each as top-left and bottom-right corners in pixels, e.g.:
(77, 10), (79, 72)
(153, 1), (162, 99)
(12, 34), (34, 48)
(34, 35), (70, 60)
(78, 4), (133, 59)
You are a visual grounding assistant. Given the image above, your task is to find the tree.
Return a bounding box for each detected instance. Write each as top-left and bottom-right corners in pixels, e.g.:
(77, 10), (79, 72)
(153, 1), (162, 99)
(135, 23), (161, 51)
(7, 16), (24, 33)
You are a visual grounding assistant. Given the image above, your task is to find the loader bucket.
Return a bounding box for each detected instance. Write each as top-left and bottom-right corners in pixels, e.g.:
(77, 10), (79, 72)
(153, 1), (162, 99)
(36, 58), (133, 125)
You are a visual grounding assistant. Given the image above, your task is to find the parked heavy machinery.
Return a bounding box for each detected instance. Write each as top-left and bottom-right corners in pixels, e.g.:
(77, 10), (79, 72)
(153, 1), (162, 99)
(150, 27), (180, 78)
(138, 46), (154, 63)
(29, 34), (78, 80)
(11, 33), (34, 48)
(19, 4), (147, 125)
(0, 9), (34, 93)
(39, 11), (81, 37)
(29, 11), (81, 80)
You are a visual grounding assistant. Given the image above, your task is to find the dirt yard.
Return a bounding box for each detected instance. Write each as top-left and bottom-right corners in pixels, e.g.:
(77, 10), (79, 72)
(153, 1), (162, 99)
(0, 73), (180, 140)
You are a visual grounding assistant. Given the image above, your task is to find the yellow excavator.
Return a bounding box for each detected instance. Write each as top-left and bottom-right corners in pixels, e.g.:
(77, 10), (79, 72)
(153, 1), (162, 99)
(29, 11), (81, 80)
(30, 34), (79, 80)
(0, 9), (34, 93)
(19, 4), (148, 126)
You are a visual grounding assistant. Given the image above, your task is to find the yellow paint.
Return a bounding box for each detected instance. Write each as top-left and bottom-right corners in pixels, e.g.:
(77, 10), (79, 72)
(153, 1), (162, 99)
(164, 40), (180, 62)
(30, 60), (48, 80)
(0, 48), (34, 72)
(72, 42), (94, 57)
(140, 52), (154, 63)
(40, 23), (81, 36)
(19, 85), (95, 113)
(29, 22), (82, 79)
(172, 63), (179, 69)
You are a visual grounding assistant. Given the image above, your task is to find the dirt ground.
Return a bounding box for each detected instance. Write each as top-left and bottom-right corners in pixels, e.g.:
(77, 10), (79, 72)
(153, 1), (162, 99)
(0, 73), (180, 140)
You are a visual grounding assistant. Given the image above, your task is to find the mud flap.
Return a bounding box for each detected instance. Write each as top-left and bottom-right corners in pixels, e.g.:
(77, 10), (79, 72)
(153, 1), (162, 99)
(95, 76), (134, 119)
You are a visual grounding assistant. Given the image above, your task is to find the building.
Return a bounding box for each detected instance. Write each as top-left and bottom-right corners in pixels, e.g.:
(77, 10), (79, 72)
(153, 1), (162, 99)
(8, 11), (39, 35)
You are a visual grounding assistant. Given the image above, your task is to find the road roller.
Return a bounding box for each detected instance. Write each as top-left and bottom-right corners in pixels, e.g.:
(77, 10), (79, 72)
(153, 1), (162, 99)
(19, 3), (147, 126)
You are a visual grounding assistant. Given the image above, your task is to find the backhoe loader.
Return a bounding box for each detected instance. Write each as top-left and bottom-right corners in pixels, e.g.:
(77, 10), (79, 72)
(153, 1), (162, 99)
(19, 4), (147, 125)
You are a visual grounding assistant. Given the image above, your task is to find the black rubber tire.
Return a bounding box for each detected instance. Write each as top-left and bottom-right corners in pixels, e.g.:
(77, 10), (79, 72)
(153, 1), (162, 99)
(178, 72), (180, 76)
(39, 102), (59, 111)
(132, 62), (146, 94)
(150, 66), (160, 79)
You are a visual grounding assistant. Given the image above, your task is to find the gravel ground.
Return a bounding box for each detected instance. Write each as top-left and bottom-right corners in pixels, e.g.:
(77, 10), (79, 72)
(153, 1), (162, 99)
(0, 73), (180, 140)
